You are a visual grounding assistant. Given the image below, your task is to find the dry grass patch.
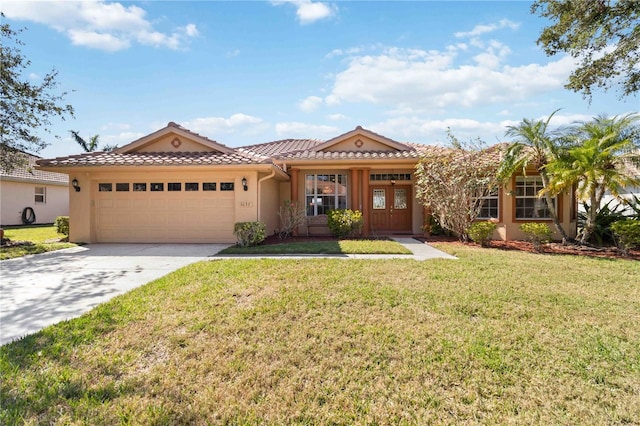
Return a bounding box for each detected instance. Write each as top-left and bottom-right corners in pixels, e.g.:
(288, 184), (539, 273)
(1, 247), (639, 424)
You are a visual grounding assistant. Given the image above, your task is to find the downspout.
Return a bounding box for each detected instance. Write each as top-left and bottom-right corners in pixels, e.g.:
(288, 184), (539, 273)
(257, 169), (277, 222)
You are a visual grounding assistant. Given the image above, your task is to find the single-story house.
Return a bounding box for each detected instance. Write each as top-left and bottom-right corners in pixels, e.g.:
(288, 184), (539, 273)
(36, 122), (577, 243)
(1, 152), (69, 226)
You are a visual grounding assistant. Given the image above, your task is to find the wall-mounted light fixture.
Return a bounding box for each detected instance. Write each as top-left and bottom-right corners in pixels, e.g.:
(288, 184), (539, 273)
(241, 177), (248, 191)
(390, 179), (396, 186)
(71, 178), (81, 192)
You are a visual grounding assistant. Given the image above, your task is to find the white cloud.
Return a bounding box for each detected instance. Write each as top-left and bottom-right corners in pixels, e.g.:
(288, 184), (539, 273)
(182, 114), (266, 136)
(454, 19), (520, 39)
(275, 122), (339, 138)
(298, 96), (324, 112)
(101, 131), (146, 147)
(321, 46), (577, 110)
(2, 0), (198, 52)
(271, 1), (336, 24)
(327, 113), (348, 121)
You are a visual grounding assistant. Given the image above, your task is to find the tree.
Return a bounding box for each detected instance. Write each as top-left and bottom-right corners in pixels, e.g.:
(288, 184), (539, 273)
(70, 130), (118, 152)
(497, 110), (572, 244)
(0, 15), (74, 171)
(415, 135), (500, 242)
(544, 113), (640, 244)
(532, 0), (640, 98)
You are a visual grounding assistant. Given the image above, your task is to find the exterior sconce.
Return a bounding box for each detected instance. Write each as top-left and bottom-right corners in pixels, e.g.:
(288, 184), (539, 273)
(390, 179), (396, 186)
(71, 178), (81, 192)
(242, 177), (248, 191)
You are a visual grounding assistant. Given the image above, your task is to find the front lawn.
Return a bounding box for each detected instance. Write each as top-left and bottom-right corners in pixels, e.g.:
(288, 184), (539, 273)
(1, 246), (639, 424)
(0, 225), (75, 260)
(220, 239), (412, 255)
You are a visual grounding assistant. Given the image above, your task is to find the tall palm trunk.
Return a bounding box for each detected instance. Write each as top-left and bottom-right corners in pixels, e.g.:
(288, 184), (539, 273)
(539, 171), (571, 244)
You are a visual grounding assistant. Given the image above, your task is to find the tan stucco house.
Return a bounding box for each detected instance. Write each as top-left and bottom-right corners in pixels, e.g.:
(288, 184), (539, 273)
(1, 153), (69, 226)
(36, 122), (577, 243)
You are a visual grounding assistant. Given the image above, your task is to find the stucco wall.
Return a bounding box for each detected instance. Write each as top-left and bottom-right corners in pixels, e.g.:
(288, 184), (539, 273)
(259, 174), (280, 237)
(0, 180), (69, 226)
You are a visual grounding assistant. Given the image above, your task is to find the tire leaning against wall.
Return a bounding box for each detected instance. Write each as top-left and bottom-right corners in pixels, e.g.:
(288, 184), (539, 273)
(21, 207), (36, 225)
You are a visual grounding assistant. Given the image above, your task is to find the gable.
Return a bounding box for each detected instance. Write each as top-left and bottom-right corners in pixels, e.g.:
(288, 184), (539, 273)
(313, 126), (409, 153)
(115, 122), (234, 155)
(322, 135), (399, 152)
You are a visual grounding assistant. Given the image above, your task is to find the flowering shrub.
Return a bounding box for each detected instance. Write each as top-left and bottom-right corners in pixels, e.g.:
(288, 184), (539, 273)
(519, 222), (552, 251)
(610, 219), (640, 256)
(327, 209), (363, 238)
(277, 200), (306, 239)
(233, 221), (266, 247)
(467, 221), (497, 247)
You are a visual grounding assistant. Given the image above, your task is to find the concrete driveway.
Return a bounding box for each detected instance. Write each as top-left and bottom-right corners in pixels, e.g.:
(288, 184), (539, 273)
(0, 244), (228, 346)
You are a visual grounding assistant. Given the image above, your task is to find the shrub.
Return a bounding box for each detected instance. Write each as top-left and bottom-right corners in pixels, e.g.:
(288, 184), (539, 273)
(233, 221), (266, 247)
(467, 221), (497, 247)
(519, 222), (552, 252)
(54, 216), (70, 237)
(277, 200), (306, 239)
(610, 219), (640, 256)
(577, 200), (627, 245)
(327, 209), (363, 238)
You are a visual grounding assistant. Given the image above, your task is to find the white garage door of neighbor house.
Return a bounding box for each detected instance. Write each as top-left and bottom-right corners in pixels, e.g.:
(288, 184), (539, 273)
(95, 181), (236, 243)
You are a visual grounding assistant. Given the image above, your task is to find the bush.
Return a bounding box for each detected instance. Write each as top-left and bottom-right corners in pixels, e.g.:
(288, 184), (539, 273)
(467, 221), (497, 247)
(610, 219), (640, 256)
(577, 200), (627, 245)
(519, 222), (552, 252)
(277, 200), (306, 239)
(54, 216), (69, 237)
(233, 221), (266, 247)
(327, 209), (363, 238)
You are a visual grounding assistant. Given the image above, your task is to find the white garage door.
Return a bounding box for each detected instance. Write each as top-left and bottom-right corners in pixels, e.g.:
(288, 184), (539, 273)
(95, 181), (236, 243)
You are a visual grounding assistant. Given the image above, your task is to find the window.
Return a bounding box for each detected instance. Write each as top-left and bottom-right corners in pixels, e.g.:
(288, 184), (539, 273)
(168, 182), (182, 191)
(515, 176), (555, 219)
(305, 174), (348, 216)
(476, 189), (499, 219)
(133, 183), (147, 192)
(116, 183), (129, 192)
(220, 182), (234, 191)
(35, 187), (46, 203)
(370, 173), (411, 181)
(98, 183), (112, 192)
(203, 182), (217, 191)
(185, 182), (199, 191)
(150, 183), (164, 192)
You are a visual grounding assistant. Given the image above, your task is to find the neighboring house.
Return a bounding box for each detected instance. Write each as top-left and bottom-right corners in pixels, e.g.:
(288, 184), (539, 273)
(36, 122), (577, 243)
(1, 153), (69, 226)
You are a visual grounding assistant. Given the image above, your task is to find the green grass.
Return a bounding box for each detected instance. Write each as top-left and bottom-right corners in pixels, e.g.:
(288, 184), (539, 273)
(1, 246), (639, 424)
(220, 239), (413, 255)
(0, 225), (76, 260)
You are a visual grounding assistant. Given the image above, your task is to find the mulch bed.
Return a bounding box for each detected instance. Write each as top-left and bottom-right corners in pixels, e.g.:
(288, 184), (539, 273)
(263, 234), (639, 261)
(419, 235), (640, 261)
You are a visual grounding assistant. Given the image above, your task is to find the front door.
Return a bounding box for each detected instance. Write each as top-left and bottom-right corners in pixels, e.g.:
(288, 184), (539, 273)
(370, 185), (412, 232)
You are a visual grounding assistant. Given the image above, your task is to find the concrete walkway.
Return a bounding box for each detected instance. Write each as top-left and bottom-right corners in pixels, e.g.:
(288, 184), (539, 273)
(1, 238), (453, 346)
(214, 237), (457, 261)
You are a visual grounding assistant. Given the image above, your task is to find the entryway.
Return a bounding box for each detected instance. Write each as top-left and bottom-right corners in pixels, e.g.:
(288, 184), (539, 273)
(370, 185), (412, 232)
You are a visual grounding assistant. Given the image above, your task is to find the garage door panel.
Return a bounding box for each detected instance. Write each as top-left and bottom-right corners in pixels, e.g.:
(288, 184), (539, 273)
(96, 183), (237, 243)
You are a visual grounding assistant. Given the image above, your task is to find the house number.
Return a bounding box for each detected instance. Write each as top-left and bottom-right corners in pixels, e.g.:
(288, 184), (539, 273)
(240, 201), (253, 207)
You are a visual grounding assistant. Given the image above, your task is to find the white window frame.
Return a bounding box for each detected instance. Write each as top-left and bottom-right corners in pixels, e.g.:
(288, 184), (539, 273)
(35, 186), (46, 203)
(476, 189), (499, 220)
(305, 174), (348, 216)
(514, 176), (555, 220)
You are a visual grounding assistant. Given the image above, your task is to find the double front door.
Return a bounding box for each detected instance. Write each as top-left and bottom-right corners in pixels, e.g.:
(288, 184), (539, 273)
(370, 186), (412, 232)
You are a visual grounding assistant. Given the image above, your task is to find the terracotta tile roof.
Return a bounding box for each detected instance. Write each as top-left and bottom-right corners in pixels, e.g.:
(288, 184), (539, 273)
(36, 150), (272, 168)
(275, 149), (422, 161)
(239, 139), (324, 156)
(1, 153), (68, 184)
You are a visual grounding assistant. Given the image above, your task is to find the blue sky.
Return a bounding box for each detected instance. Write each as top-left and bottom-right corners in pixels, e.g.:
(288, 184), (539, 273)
(3, 0), (638, 158)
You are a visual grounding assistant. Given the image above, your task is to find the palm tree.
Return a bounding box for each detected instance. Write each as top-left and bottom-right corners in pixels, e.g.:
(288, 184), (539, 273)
(545, 113), (640, 244)
(498, 109), (572, 244)
(70, 130), (117, 152)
